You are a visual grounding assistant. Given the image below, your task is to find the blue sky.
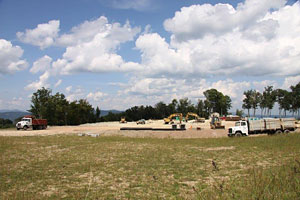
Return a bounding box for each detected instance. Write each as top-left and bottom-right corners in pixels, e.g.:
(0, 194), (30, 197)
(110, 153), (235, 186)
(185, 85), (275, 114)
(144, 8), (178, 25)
(0, 0), (300, 112)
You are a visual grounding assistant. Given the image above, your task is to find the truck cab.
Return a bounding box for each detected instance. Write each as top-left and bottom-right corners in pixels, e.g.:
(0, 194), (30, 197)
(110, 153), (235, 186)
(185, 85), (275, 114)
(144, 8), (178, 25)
(228, 120), (249, 137)
(16, 117), (32, 130)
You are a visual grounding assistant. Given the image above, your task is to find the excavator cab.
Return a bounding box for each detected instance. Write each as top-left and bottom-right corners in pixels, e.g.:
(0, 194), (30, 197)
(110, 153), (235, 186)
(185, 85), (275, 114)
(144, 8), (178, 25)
(185, 112), (205, 123)
(210, 113), (225, 129)
(164, 113), (183, 124)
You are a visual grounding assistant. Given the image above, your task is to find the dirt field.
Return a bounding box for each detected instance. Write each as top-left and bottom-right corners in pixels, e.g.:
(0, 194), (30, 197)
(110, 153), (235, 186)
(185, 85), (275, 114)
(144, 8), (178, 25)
(2, 119), (299, 138)
(0, 120), (237, 138)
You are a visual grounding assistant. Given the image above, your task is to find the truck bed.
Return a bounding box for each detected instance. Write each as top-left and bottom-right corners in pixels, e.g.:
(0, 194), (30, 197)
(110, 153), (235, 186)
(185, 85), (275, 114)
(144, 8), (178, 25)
(32, 119), (47, 125)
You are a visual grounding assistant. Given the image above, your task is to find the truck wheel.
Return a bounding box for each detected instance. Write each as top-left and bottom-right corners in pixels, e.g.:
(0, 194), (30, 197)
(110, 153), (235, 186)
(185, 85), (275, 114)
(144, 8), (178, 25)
(17, 128), (20, 130)
(284, 129), (290, 134)
(275, 130), (282, 134)
(23, 126), (28, 130)
(235, 132), (242, 137)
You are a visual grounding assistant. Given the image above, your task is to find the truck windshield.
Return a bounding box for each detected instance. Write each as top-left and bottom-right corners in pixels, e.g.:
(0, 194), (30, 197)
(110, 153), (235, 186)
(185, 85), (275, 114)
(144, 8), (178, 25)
(235, 122), (240, 126)
(22, 118), (30, 122)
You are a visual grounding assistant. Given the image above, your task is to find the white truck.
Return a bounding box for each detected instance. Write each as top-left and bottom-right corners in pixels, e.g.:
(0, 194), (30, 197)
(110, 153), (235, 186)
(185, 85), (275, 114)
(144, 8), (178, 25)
(228, 118), (296, 137)
(16, 115), (47, 130)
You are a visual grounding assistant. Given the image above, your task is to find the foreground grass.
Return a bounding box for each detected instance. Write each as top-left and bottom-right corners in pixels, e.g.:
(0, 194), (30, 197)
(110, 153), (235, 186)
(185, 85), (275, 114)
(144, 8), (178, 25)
(1, 133), (300, 199)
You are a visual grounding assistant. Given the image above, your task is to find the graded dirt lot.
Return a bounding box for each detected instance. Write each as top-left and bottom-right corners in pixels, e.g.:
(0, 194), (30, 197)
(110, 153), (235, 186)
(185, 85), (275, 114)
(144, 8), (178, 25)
(2, 120), (299, 138)
(0, 120), (236, 138)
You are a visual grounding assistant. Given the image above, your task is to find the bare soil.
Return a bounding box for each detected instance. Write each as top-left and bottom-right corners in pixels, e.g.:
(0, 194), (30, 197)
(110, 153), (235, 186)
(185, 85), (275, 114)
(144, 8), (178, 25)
(1, 120), (298, 138)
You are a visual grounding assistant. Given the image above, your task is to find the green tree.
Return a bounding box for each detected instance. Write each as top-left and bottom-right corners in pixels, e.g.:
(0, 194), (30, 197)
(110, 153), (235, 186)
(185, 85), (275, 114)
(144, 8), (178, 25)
(275, 89), (290, 117)
(290, 82), (300, 117)
(29, 87), (52, 119)
(263, 86), (276, 116)
(236, 109), (244, 117)
(196, 99), (205, 117)
(177, 98), (193, 115)
(203, 89), (231, 116)
(155, 102), (168, 119)
(167, 99), (178, 114)
(96, 106), (101, 121)
(242, 90), (252, 117)
(251, 90), (261, 117)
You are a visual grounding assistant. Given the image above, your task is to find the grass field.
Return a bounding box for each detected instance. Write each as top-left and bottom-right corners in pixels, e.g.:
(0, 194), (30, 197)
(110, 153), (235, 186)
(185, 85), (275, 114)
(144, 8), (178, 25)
(1, 133), (300, 199)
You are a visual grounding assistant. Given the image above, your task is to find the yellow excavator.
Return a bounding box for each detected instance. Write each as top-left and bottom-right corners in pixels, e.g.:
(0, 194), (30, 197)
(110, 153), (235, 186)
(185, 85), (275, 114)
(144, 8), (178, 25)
(185, 112), (205, 123)
(164, 113), (183, 124)
(210, 112), (225, 129)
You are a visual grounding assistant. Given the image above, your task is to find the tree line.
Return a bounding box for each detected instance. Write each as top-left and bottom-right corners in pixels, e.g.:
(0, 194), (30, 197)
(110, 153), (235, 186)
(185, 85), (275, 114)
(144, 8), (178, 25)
(29, 88), (100, 125)
(0, 118), (13, 129)
(242, 82), (300, 117)
(29, 88), (231, 124)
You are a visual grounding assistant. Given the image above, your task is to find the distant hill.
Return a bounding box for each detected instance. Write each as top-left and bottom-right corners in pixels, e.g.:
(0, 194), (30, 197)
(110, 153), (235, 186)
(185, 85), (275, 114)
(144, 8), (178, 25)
(100, 110), (123, 117)
(0, 109), (122, 121)
(0, 111), (31, 122)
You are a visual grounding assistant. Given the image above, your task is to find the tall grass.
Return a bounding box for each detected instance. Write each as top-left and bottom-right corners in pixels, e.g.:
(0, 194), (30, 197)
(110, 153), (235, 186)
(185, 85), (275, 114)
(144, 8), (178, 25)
(1, 133), (300, 199)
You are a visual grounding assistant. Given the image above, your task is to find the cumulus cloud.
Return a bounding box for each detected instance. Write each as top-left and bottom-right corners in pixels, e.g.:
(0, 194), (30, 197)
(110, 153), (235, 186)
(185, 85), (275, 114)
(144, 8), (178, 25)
(30, 55), (52, 74)
(65, 86), (85, 101)
(164, 0), (286, 41)
(25, 71), (50, 90)
(52, 16), (141, 75)
(119, 77), (252, 108)
(17, 20), (60, 49)
(0, 39), (28, 74)
(132, 0), (300, 78)
(87, 91), (107, 101)
(282, 75), (300, 89)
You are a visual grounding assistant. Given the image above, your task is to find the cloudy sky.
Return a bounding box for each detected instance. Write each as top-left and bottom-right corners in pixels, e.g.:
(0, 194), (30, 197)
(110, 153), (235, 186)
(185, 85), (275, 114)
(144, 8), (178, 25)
(0, 0), (300, 112)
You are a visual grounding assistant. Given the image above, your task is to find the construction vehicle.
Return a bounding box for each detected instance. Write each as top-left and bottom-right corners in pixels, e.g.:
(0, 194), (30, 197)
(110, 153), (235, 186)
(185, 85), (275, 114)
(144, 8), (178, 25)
(16, 115), (47, 130)
(164, 113), (183, 124)
(185, 112), (205, 123)
(137, 119), (146, 125)
(210, 112), (225, 129)
(228, 118), (296, 137)
(120, 117), (127, 123)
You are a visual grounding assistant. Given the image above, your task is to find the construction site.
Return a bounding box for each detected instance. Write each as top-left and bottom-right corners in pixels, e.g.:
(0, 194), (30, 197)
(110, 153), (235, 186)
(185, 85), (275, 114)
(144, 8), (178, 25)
(2, 112), (299, 137)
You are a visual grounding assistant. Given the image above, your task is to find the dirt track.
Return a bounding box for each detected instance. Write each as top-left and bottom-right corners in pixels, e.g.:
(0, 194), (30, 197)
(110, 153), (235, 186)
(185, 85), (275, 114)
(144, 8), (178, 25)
(0, 120), (236, 138)
(1, 120), (298, 138)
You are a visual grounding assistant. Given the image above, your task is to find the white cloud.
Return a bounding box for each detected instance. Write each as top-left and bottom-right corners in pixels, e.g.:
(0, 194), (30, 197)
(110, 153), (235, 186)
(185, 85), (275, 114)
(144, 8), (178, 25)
(87, 91), (107, 101)
(25, 71), (50, 91)
(0, 39), (28, 74)
(30, 55), (52, 74)
(132, 0), (300, 78)
(17, 20), (60, 49)
(118, 77), (252, 110)
(54, 79), (62, 88)
(52, 16), (141, 75)
(65, 87), (85, 102)
(164, 0), (286, 41)
(282, 75), (300, 89)
(65, 86), (72, 93)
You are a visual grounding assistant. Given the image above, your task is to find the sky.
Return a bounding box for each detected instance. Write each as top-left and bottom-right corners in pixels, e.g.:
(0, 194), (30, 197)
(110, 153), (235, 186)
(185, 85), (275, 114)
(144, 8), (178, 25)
(0, 0), (300, 112)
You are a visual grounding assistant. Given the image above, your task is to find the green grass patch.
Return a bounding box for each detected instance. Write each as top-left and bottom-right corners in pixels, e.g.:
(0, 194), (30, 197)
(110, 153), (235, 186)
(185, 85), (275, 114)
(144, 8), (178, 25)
(1, 133), (300, 199)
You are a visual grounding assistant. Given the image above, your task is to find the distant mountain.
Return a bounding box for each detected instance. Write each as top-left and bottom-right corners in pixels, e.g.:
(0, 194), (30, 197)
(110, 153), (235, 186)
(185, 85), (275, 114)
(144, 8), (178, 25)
(0, 109), (25, 113)
(0, 111), (31, 121)
(100, 110), (123, 117)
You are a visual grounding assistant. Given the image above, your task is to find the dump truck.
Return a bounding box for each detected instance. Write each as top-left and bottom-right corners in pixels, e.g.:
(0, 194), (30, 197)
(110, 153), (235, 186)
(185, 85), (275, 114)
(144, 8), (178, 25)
(16, 115), (47, 130)
(228, 118), (296, 137)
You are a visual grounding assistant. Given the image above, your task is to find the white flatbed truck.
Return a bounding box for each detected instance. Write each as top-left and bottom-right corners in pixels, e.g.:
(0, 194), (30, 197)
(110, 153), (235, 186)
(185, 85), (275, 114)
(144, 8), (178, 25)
(228, 118), (296, 137)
